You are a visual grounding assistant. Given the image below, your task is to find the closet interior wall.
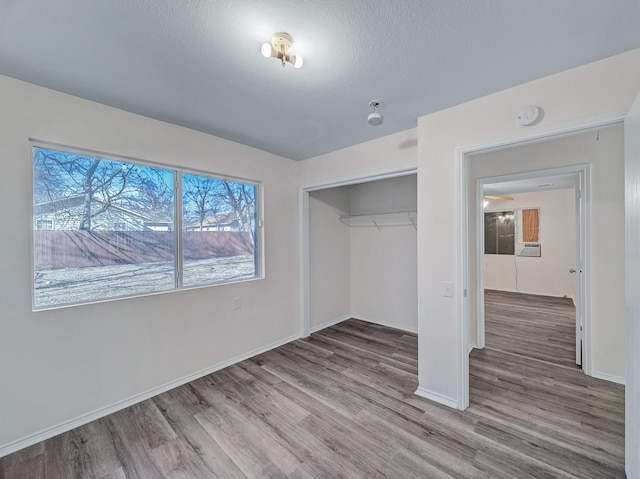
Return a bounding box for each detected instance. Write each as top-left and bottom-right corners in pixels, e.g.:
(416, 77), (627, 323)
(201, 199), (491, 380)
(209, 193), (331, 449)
(309, 175), (418, 333)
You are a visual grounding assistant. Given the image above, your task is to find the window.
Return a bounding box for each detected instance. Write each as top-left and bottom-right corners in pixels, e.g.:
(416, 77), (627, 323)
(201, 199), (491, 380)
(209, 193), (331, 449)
(484, 211), (515, 255)
(32, 144), (260, 309)
(181, 173), (257, 287)
(35, 219), (53, 230)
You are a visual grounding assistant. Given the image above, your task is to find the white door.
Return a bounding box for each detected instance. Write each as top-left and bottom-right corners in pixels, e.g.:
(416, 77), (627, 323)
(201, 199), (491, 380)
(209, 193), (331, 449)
(574, 176), (584, 366)
(625, 92), (640, 479)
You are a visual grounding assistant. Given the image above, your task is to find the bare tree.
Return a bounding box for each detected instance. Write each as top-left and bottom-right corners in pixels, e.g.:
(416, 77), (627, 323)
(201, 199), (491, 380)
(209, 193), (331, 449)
(130, 171), (175, 224)
(181, 175), (223, 231)
(33, 147), (173, 230)
(219, 181), (258, 270)
(220, 182), (255, 236)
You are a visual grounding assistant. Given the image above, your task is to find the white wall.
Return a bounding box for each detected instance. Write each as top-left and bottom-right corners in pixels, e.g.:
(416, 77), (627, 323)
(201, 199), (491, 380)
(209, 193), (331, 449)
(349, 176), (418, 333)
(309, 188), (351, 330)
(0, 75), (300, 455)
(350, 227), (417, 332)
(349, 175), (418, 215)
(483, 189), (576, 298)
(417, 48), (640, 406)
(300, 129), (418, 185)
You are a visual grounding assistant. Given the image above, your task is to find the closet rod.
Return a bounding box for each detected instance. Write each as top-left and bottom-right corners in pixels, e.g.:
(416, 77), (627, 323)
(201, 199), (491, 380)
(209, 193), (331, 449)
(338, 210), (417, 230)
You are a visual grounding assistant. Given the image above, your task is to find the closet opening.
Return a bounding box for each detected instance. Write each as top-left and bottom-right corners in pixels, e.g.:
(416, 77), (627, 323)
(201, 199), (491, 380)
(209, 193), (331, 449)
(300, 171), (417, 337)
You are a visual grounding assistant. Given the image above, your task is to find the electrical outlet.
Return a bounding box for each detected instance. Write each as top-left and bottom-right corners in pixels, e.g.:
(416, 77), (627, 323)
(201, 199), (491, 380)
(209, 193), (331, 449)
(233, 297), (242, 310)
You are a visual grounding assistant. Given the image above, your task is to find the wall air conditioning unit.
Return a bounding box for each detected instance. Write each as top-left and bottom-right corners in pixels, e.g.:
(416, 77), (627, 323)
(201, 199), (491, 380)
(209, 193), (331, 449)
(517, 243), (541, 257)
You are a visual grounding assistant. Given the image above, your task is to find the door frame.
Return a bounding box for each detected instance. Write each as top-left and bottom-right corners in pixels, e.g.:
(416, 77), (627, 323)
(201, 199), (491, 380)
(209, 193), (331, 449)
(457, 112), (625, 409)
(299, 166), (417, 337)
(474, 165), (589, 367)
(624, 91), (640, 479)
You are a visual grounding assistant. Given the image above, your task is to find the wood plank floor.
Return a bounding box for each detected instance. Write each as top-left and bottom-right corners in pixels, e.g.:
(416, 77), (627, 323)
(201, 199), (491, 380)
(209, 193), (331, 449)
(484, 289), (577, 368)
(1, 297), (625, 478)
(472, 290), (625, 478)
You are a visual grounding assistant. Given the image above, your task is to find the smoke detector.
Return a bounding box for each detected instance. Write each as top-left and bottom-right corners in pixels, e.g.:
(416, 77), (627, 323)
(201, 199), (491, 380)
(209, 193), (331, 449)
(515, 105), (540, 126)
(368, 100), (384, 126)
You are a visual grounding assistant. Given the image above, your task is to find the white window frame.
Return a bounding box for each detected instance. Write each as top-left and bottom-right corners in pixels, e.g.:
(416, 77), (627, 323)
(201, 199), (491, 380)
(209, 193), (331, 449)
(30, 139), (264, 311)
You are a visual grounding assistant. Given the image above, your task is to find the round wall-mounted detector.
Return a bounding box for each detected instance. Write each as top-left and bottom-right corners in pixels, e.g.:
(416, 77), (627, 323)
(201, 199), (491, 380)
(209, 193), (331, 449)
(515, 105), (540, 126)
(368, 100), (384, 126)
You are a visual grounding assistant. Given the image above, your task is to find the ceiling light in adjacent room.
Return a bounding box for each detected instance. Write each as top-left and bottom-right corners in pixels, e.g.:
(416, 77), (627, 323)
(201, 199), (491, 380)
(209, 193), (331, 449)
(368, 100), (384, 126)
(261, 32), (303, 69)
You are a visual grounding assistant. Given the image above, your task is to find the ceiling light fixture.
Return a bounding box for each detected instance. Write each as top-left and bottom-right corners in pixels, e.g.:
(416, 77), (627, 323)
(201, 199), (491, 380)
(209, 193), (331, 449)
(261, 32), (303, 69)
(368, 100), (384, 126)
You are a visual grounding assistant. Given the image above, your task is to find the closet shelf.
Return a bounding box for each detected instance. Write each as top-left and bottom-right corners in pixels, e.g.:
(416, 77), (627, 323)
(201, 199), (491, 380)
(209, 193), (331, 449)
(339, 210), (417, 231)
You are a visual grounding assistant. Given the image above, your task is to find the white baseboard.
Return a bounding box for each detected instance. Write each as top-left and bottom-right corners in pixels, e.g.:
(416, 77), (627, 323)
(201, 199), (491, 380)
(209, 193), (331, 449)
(310, 315), (351, 333)
(310, 315), (418, 335)
(591, 370), (626, 385)
(0, 333), (300, 459)
(414, 386), (459, 409)
(352, 315), (418, 334)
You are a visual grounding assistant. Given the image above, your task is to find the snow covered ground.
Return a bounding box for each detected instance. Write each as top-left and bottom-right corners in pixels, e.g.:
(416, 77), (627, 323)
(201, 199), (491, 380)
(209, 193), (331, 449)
(34, 255), (255, 308)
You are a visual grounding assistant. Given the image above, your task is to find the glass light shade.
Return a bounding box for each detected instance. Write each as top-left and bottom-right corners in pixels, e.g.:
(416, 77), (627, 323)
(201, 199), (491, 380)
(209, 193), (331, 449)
(292, 55), (303, 69)
(261, 43), (273, 58)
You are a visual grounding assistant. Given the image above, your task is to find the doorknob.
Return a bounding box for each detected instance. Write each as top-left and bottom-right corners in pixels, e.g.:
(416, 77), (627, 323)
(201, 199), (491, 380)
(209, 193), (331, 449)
(569, 268), (576, 273)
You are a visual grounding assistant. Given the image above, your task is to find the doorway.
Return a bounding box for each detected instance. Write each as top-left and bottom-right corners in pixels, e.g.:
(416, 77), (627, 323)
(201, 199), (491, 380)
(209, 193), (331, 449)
(478, 171), (583, 370)
(458, 121), (625, 409)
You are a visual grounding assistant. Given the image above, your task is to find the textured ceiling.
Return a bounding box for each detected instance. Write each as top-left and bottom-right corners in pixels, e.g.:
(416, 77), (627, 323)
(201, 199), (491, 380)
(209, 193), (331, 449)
(0, 1), (638, 160)
(484, 174), (577, 197)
